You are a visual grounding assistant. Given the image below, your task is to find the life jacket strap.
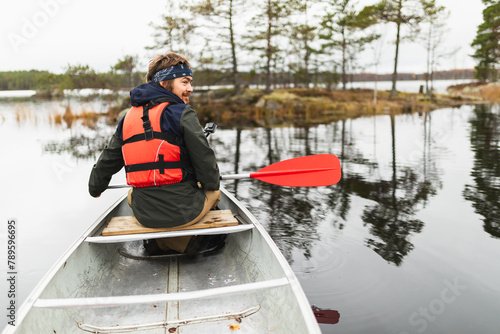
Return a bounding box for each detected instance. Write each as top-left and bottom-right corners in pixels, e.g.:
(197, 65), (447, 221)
(125, 155), (190, 174)
(123, 131), (177, 145)
(141, 103), (154, 141)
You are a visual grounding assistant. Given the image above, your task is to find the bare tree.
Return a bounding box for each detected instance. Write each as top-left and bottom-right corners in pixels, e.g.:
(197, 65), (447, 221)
(421, 0), (447, 96)
(147, 2), (197, 59)
(368, 0), (424, 97)
(288, 0), (321, 88)
(191, 0), (247, 94)
(246, 0), (297, 93)
(319, 0), (379, 90)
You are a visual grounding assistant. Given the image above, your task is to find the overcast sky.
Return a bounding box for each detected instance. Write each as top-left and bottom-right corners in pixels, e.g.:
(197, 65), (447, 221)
(0, 0), (485, 75)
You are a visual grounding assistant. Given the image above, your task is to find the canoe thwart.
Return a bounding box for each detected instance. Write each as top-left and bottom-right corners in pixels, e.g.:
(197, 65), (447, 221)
(77, 305), (261, 333)
(85, 223), (254, 244)
(102, 210), (238, 236)
(33, 278), (289, 309)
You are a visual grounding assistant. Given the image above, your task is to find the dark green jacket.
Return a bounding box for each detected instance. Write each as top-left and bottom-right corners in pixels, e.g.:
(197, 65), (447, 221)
(89, 83), (219, 228)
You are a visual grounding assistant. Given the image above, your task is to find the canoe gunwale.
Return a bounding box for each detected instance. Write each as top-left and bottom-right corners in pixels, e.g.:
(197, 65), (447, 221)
(3, 193), (130, 332)
(220, 189), (322, 333)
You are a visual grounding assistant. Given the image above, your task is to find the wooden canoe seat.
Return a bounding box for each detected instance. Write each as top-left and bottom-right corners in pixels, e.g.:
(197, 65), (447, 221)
(102, 210), (238, 236)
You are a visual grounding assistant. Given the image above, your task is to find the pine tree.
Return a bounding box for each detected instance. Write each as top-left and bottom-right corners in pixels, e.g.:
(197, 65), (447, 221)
(319, 0), (379, 90)
(191, 0), (246, 94)
(471, 0), (500, 82)
(113, 55), (139, 88)
(368, 0), (424, 97)
(246, 0), (296, 93)
(288, 0), (320, 88)
(147, 2), (197, 59)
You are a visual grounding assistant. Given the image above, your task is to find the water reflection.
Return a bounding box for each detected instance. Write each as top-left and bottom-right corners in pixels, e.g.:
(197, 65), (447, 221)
(216, 114), (442, 266)
(9, 98), (500, 333)
(355, 115), (438, 266)
(312, 306), (340, 325)
(251, 126), (322, 262)
(213, 114), (443, 266)
(360, 169), (429, 266)
(43, 121), (115, 160)
(232, 128), (242, 194)
(463, 104), (500, 238)
(39, 106), (500, 266)
(245, 114), (440, 266)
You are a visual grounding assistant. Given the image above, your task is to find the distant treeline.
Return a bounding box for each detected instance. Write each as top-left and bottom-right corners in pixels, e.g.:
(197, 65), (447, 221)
(352, 69), (475, 82)
(0, 68), (476, 91)
(0, 69), (146, 92)
(0, 70), (46, 91)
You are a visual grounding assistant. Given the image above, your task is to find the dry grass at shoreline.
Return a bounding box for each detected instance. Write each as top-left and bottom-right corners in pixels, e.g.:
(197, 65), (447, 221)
(47, 105), (102, 129)
(478, 84), (500, 103)
(15, 104), (37, 123)
(191, 87), (472, 127)
(15, 83), (495, 129)
(447, 82), (500, 103)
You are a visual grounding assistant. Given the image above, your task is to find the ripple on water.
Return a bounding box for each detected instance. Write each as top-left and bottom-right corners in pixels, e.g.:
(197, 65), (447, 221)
(293, 233), (401, 328)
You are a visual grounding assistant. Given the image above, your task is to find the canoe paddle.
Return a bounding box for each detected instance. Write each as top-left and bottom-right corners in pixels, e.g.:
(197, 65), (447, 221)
(220, 154), (341, 187)
(108, 154), (341, 188)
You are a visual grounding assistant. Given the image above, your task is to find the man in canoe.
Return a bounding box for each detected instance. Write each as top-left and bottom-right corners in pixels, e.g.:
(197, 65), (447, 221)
(89, 52), (221, 255)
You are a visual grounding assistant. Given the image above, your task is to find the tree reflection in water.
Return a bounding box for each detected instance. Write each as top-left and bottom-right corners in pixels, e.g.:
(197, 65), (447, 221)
(41, 111), (445, 266)
(216, 114), (444, 266)
(43, 120), (115, 160)
(463, 104), (500, 238)
(284, 113), (441, 266)
(248, 126), (322, 263)
(356, 114), (439, 266)
(360, 169), (430, 266)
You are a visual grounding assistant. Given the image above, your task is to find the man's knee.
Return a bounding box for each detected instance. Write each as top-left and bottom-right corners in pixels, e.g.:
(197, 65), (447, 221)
(206, 190), (221, 208)
(127, 188), (133, 207)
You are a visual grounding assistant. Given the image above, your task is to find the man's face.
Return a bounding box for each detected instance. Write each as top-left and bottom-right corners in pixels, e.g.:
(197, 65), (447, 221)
(171, 76), (193, 104)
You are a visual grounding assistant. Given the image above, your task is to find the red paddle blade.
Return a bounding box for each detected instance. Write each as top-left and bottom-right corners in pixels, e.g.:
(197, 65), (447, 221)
(249, 154), (341, 187)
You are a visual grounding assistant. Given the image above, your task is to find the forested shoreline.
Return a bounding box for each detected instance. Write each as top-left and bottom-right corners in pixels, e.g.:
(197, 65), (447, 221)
(0, 68), (475, 92)
(1, 0), (498, 96)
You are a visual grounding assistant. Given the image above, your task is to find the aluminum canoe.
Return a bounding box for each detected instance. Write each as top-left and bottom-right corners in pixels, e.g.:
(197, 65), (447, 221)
(3, 187), (321, 333)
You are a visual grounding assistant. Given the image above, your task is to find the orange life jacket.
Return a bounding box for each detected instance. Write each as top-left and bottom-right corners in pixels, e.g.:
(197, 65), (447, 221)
(122, 100), (192, 187)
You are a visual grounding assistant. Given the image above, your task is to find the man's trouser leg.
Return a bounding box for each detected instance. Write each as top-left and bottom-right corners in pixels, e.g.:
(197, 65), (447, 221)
(155, 190), (221, 253)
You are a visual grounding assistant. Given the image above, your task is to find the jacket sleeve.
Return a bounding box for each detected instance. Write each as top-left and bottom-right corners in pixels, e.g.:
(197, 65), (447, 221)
(180, 105), (220, 190)
(88, 132), (125, 197)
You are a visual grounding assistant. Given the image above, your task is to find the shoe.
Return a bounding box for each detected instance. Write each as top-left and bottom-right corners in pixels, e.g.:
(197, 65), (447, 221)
(185, 235), (228, 258)
(199, 236), (227, 256)
(143, 239), (181, 256)
(184, 236), (205, 258)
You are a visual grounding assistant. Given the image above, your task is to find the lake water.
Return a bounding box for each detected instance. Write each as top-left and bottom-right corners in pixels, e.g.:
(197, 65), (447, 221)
(347, 79), (473, 95)
(0, 78), (472, 99)
(1, 92), (499, 333)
